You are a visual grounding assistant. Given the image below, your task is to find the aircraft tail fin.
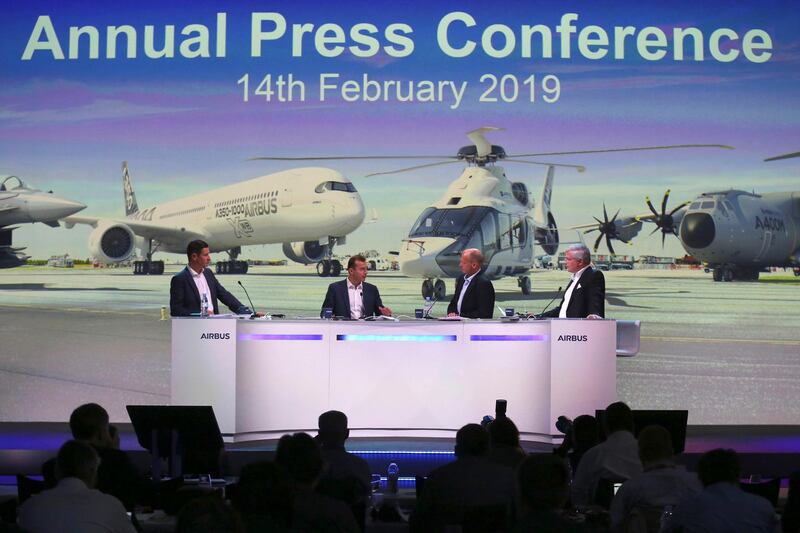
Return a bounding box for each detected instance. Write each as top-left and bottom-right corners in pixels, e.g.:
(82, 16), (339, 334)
(122, 161), (139, 216)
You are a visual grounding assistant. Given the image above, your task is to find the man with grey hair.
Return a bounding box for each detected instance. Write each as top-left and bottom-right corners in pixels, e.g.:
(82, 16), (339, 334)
(19, 440), (136, 532)
(447, 248), (495, 319)
(539, 244), (605, 319)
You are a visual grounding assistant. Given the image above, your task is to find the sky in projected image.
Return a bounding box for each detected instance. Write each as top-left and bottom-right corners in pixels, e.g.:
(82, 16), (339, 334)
(1, 0), (798, 259)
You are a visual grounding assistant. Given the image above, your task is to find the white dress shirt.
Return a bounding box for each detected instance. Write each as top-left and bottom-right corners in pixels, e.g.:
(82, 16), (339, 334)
(190, 266), (212, 309)
(347, 279), (364, 319)
(18, 477), (136, 533)
(456, 271), (478, 314)
(559, 264), (590, 318)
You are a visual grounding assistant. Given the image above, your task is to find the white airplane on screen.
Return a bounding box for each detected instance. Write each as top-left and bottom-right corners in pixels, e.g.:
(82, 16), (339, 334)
(63, 162), (365, 275)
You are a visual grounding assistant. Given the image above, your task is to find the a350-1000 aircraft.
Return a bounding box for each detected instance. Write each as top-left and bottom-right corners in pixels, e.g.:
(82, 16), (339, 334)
(64, 162), (365, 275)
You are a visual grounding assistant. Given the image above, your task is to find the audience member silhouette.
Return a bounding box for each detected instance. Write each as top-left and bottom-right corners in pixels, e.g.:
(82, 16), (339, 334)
(487, 416), (527, 469)
(610, 424), (701, 532)
(315, 410), (371, 529)
(42, 403), (143, 510)
(411, 423), (516, 532)
(570, 415), (600, 472)
(784, 471), (800, 533)
(572, 402), (643, 506)
(176, 496), (245, 533)
(513, 453), (590, 532)
(275, 432), (359, 533)
(231, 461), (293, 532)
(19, 440), (136, 533)
(666, 448), (780, 533)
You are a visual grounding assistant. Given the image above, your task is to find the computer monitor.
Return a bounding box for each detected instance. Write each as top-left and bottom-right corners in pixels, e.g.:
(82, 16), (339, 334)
(126, 405), (224, 477)
(595, 409), (688, 454)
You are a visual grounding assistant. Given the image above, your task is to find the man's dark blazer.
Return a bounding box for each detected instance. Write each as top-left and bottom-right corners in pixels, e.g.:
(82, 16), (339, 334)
(542, 266), (605, 318)
(170, 266), (250, 316)
(447, 270), (495, 319)
(320, 279), (384, 318)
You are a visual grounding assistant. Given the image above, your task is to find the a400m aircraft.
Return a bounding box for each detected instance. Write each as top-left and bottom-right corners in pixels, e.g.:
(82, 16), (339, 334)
(576, 151), (800, 281)
(63, 162), (365, 275)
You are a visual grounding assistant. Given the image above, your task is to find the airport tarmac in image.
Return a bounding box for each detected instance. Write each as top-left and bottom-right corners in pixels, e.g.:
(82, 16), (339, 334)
(1, 265), (799, 426)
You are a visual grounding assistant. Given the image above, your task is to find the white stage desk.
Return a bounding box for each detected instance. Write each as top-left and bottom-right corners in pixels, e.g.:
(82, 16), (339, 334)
(171, 318), (618, 442)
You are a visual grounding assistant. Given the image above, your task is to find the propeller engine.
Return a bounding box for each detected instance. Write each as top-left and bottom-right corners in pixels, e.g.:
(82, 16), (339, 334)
(584, 204), (641, 255)
(641, 189), (689, 246)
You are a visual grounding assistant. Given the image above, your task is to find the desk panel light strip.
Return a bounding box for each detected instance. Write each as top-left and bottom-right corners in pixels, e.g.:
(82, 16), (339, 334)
(336, 334), (458, 342)
(469, 334), (548, 342)
(238, 334), (324, 341)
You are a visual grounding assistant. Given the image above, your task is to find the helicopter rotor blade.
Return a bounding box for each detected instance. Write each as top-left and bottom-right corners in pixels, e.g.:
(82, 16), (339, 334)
(365, 160), (462, 177)
(509, 144), (733, 158)
(764, 151), (800, 162)
(249, 155), (453, 162)
(503, 159), (586, 172)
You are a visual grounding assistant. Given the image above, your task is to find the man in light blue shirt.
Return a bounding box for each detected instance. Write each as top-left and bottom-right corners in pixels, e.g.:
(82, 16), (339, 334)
(666, 448), (779, 533)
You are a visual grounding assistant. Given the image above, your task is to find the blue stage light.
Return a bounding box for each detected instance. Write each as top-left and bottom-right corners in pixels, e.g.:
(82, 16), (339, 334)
(336, 334), (458, 342)
(238, 333), (324, 341)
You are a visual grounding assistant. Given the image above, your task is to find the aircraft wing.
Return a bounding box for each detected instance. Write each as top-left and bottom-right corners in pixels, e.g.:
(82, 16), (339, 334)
(62, 215), (209, 243)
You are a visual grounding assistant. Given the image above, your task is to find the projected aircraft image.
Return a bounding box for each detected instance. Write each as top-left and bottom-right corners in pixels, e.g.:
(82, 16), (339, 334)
(575, 153), (800, 281)
(0, 175), (85, 268)
(63, 162), (365, 275)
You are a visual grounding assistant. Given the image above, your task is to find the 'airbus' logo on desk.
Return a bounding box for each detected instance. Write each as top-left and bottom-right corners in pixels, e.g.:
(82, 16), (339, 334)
(200, 333), (231, 340)
(557, 334), (588, 342)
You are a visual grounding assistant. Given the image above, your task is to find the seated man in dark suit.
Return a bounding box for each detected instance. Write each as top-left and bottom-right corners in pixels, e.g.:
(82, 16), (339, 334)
(447, 248), (495, 319)
(170, 239), (253, 316)
(540, 244), (605, 319)
(411, 424), (516, 531)
(320, 254), (392, 319)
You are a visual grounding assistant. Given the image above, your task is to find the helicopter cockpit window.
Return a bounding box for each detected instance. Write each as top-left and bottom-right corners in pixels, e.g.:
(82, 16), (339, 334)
(512, 217), (527, 247)
(690, 202), (701, 210)
(0, 176), (25, 191)
(409, 207), (440, 237)
(499, 215), (512, 250)
(480, 212), (498, 252)
(409, 207), (491, 239)
(437, 208), (484, 237)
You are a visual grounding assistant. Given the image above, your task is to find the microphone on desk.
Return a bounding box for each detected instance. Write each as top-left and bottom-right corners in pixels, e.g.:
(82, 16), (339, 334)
(530, 286), (562, 319)
(237, 280), (258, 318)
(423, 295), (439, 318)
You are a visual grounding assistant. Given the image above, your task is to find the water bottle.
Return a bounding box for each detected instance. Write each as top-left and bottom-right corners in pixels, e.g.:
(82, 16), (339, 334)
(387, 462), (399, 493)
(659, 504), (674, 530)
(200, 293), (209, 317)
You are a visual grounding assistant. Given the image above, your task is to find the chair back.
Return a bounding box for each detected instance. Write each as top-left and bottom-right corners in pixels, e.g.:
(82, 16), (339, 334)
(594, 477), (625, 509)
(740, 477), (781, 507)
(437, 503), (510, 533)
(625, 505), (666, 533)
(16, 475), (46, 505)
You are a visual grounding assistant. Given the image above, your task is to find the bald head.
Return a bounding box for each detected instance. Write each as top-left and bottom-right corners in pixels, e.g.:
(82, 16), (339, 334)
(459, 248), (484, 277)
